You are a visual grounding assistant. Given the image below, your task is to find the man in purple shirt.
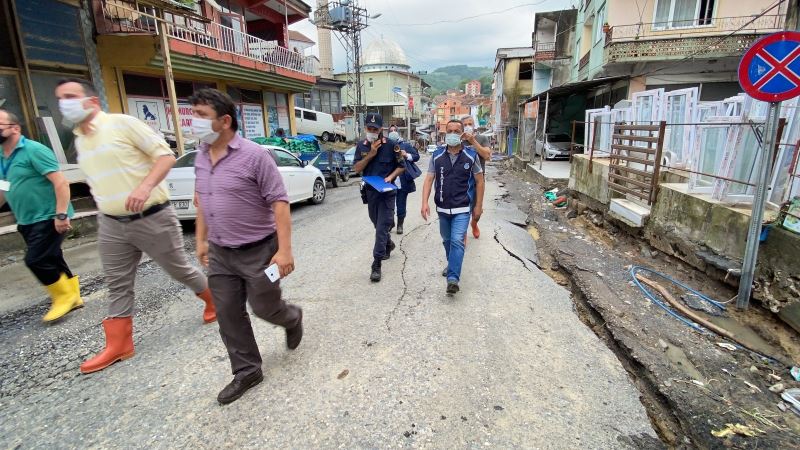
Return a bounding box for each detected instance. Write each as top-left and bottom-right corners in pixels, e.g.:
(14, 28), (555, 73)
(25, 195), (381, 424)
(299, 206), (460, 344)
(189, 89), (303, 405)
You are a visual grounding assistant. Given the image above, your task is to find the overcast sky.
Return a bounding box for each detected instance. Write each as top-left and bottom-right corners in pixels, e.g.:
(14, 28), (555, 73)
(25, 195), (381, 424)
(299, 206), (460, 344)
(290, 0), (575, 72)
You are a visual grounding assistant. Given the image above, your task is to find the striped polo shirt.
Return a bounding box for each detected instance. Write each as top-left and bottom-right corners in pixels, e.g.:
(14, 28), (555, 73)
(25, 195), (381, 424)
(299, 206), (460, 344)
(194, 134), (289, 248)
(74, 111), (172, 216)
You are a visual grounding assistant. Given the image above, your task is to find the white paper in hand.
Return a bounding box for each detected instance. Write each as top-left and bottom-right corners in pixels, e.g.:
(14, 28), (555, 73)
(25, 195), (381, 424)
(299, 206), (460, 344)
(264, 263), (281, 283)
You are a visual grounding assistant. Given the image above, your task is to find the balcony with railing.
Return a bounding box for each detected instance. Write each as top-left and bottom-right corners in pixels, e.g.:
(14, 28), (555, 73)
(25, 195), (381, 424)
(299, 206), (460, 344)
(534, 41), (556, 61)
(604, 14), (785, 63)
(95, 0), (315, 76)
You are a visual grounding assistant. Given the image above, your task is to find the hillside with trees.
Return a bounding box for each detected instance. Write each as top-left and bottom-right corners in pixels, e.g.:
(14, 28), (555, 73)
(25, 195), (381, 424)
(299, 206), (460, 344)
(422, 65), (493, 96)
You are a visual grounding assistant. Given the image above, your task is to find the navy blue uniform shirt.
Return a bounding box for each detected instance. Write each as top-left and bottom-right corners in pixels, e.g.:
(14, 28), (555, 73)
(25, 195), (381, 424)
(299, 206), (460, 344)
(354, 137), (403, 179)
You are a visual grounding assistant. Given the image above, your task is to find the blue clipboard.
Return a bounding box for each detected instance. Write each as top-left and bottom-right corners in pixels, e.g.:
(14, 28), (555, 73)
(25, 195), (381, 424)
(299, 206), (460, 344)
(362, 176), (398, 192)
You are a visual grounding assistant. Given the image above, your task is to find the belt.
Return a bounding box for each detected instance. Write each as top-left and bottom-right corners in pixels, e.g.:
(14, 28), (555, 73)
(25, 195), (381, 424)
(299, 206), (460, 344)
(104, 201), (170, 223)
(436, 206), (471, 215)
(221, 232), (276, 251)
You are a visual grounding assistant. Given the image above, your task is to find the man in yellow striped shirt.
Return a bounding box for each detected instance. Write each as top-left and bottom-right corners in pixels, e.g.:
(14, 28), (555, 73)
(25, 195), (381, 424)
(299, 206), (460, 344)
(55, 79), (216, 374)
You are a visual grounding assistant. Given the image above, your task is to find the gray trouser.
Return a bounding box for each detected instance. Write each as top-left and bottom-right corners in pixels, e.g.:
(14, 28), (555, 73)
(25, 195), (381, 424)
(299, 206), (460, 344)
(208, 235), (301, 378)
(98, 206), (207, 317)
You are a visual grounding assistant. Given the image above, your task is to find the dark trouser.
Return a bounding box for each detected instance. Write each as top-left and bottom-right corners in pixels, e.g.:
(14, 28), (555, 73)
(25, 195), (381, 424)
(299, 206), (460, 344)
(366, 188), (396, 261)
(17, 219), (72, 286)
(396, 189), (409, 219)
(208, 234), (301, 379)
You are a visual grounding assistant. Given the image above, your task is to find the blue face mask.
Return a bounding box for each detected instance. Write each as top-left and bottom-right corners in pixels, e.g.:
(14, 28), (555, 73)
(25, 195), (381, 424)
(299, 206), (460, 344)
(445, 133), (461, 147)
(388, 131), (401, 143)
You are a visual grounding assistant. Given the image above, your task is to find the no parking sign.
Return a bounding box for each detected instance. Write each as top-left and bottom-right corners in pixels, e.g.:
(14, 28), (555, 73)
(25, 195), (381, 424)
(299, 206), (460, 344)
(739, 31), (800, 102)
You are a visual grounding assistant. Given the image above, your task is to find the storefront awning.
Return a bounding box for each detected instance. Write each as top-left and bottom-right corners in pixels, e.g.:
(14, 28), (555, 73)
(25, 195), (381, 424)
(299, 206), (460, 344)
(149, 53), (314, 93)
(519, 76), (626, 106)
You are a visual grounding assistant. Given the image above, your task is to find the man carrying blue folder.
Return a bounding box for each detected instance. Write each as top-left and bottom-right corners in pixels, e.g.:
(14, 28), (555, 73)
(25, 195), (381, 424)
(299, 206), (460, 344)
(353, 113), (404, 282)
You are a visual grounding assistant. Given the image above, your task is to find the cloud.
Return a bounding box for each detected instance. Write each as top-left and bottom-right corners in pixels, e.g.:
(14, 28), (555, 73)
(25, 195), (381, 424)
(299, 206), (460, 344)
(290, 0), (574, 72)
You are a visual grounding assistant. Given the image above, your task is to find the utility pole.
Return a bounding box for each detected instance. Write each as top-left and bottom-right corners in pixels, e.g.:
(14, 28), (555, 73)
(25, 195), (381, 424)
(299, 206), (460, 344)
(314, 1), (379, 138)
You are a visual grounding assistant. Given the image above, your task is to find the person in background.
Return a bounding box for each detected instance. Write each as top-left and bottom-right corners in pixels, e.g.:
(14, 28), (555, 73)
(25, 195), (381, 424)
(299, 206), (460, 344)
(55, 79), (216, 375)
(387, 125), (420, 235)
(190, 88), (303, 405)
(461, 116), (491, 239)
(353, 113), (404, 282)
(0, 109), (82, 322)
(421, 120), (484, 294)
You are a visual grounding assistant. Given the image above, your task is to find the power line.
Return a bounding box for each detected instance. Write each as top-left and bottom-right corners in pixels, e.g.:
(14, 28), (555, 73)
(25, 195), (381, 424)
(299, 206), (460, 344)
(374, 1), (549, 27)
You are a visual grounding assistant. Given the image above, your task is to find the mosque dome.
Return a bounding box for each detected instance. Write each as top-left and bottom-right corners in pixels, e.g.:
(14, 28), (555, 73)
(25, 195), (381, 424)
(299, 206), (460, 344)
(361, 37), (410, 72)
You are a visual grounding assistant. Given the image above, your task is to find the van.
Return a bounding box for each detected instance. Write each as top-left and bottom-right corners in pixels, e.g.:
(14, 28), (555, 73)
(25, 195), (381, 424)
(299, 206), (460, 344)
(294, 106), (337, 142)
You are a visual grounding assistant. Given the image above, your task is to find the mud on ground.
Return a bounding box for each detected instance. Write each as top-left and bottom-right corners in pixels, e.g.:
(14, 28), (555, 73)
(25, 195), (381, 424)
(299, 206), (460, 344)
(498, 162), (800, 449)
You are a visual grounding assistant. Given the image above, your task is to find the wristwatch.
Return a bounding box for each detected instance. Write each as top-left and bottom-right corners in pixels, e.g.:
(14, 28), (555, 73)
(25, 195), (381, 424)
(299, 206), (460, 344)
(55, 213), (68, 220)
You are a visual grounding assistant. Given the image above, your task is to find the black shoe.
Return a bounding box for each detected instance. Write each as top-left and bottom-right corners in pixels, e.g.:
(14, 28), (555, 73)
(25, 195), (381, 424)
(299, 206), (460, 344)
(217, 371), (264, 405)
(286, 308), (303, 350)
(371, 261), (382, 282)
(397, 217), (405, 235)
(382, 240), (396, 260)
(446, 282), (460, 294)
(441, 267), (448, 277)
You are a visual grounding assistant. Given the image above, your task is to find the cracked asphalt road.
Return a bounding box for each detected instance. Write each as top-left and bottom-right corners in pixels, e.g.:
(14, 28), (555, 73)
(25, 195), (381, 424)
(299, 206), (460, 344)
(0, 161), (658, 448)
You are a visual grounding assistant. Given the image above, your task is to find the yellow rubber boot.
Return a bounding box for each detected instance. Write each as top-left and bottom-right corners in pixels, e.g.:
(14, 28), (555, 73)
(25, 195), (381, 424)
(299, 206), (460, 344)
(67, 275), (84, 308)
(43, 274), (83, 322)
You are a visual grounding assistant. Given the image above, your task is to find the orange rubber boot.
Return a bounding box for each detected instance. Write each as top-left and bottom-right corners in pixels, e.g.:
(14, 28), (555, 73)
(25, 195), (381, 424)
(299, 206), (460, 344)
(196, 288), (217, 324)
(80, 317), (135, 374)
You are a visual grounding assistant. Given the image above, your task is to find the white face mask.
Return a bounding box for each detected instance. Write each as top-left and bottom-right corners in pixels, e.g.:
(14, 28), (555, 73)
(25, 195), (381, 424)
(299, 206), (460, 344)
(59, 98), (92, 124)
(464, 125), (474, 134)
(445, 133), (461, 147)
(190, 118), (220, 145)
(365, 132), (379, 142)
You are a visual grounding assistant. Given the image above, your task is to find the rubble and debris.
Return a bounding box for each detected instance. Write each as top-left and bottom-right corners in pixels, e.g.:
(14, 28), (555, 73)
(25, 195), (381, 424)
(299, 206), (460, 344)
(710, 423), (763, 438)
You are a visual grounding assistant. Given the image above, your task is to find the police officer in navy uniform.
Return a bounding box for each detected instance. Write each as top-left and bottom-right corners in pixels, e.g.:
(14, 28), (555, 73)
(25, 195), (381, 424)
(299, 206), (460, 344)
(353, 113), (405, 282)
(421, 119), (485, 294)
(387, 125), (420, 235)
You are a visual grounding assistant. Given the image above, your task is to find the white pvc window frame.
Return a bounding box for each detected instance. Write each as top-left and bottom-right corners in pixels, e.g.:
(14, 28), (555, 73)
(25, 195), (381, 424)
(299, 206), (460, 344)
(689, 117), (740, 194)
(584, 106), (610, 155)
(632, 88), (665, 125)
(663, 87), (699, 167)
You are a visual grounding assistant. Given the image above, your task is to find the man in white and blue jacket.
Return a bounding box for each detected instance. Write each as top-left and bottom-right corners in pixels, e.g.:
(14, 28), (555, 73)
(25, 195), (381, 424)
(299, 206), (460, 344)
(387, 125), (420, 235)
(421, 119), (485, 294)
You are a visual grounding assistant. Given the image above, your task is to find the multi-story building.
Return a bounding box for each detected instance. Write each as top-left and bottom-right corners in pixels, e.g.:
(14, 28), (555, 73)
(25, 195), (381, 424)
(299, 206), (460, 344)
(465, 80), (481, 96)
(492, 47), (535, 154)
(435, 96), (471, 138)
(573, 0), (786, 104)
(92, 0), (318, 141)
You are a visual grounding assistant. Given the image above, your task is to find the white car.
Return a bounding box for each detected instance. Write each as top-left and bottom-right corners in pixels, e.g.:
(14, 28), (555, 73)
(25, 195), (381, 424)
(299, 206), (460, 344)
(166, 145), (326, 220)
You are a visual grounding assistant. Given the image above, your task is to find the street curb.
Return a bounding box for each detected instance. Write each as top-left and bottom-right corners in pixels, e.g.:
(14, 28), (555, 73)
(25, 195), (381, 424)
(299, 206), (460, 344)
(0, 212), (99, 255)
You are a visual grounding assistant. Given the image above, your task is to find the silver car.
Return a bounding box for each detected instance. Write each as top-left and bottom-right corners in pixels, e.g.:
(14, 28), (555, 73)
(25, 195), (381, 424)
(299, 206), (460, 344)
(535, 133), (573, 160)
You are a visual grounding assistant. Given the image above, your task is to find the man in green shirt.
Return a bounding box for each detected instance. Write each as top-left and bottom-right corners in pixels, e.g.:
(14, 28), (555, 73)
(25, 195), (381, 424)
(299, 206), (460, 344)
(0, 109), (82, 322)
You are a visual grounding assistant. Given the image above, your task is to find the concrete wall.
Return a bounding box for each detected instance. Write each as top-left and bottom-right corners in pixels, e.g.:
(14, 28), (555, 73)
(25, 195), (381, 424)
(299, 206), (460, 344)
(568, 154), (610, 205)
(648, 183), (752, 258)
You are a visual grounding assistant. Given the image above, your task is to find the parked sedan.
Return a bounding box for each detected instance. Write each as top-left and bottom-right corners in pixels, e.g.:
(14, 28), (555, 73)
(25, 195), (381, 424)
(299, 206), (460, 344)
(535, 133), (573, 160)
(166, 145), (326, 221)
